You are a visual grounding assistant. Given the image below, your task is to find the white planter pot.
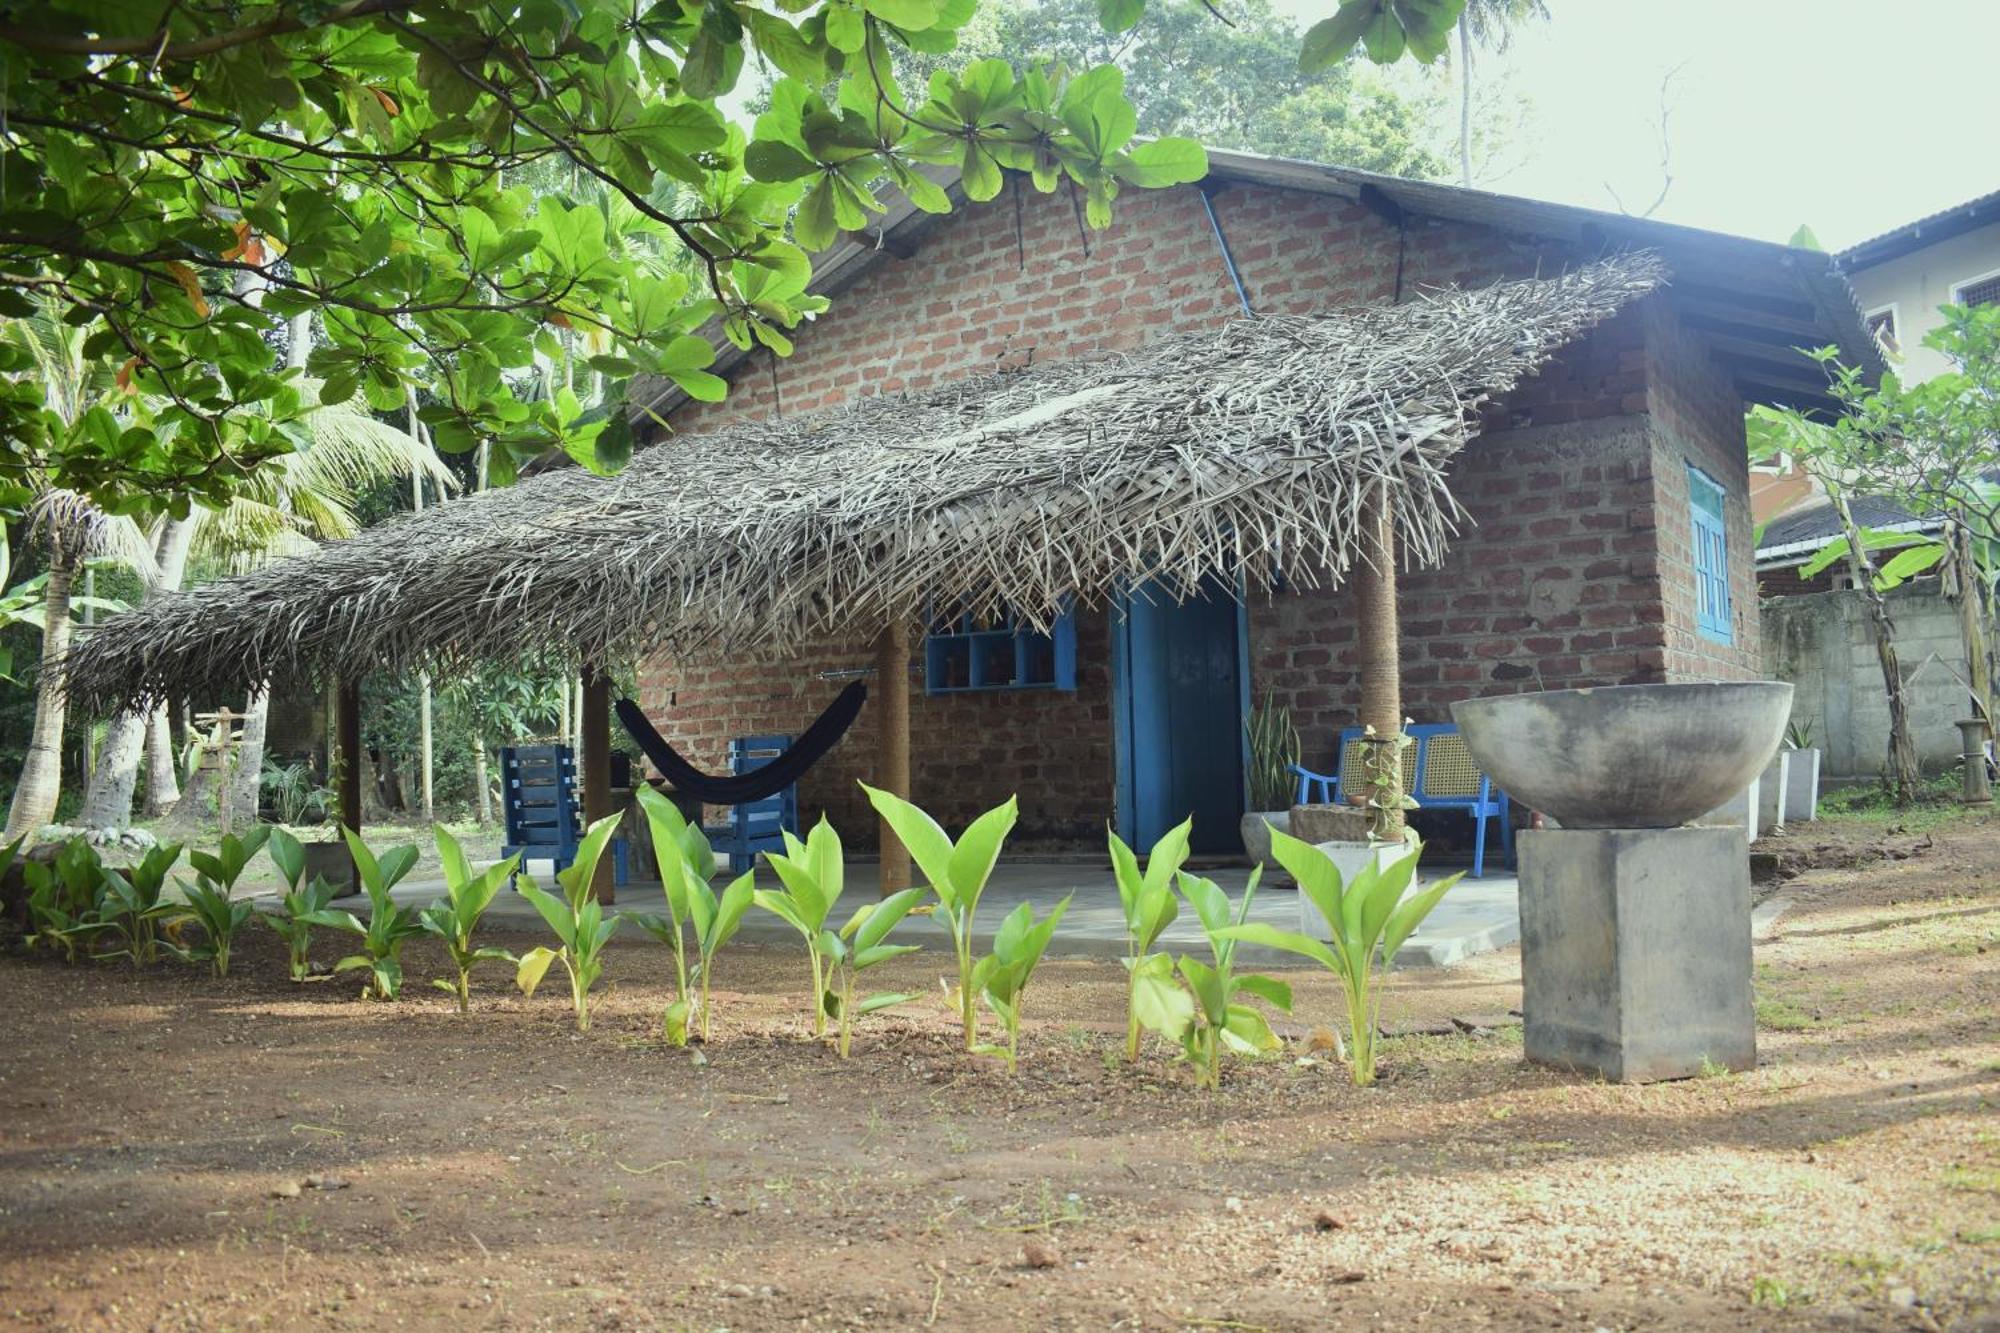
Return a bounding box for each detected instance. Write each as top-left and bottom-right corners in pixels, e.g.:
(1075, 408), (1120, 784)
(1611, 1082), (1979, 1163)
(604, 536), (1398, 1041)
(1783, 748), (1821, 823)
(1240, 811), (1290, 870)
(1299, 839), (1419, 940)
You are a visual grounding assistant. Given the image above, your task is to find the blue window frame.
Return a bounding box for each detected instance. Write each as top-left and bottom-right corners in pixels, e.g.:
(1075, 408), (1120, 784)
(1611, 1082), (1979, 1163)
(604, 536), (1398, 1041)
(1687, 464), (1733, 644)
(924, 603), (1077, 694)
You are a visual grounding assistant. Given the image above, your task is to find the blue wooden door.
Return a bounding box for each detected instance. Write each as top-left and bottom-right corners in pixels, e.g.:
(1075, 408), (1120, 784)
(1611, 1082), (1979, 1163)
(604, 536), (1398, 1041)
(1117, 579), (1246, 854)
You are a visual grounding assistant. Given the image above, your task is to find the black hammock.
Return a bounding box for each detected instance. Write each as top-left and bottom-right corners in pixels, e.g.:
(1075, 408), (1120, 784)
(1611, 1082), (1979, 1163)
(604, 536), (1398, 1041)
(614, 681), (868, 806)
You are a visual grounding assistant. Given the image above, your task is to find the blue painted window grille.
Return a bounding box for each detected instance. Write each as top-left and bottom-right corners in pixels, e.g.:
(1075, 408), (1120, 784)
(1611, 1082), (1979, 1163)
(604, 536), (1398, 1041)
(1688, 464), (1733, 644)
(924, 603), (1077, 694)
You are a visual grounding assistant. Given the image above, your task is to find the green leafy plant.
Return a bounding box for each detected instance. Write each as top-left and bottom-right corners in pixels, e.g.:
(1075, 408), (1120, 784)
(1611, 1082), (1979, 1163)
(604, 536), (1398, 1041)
(93, 840), (184, 966)
(189, 826), (273, 893)
(515, 814), (624, 1031)
(174, 877), (257, 978)
(1222, 828), (1464, 1086)
(819, 888), (928, 1059)
(259, 827), (331, 982)
(1108, 818), (1190, 1062)
(22, 837), (108, 962)
(310, 828), (424, 999)
(1245, 695), (1301, 812)
(861, 785), (1017, 1051)
(419, 827), (520, 1012)
(1786, 717), (1816, 751)
(755, 816), (852, 1040)
(970, 896), (1073, 1072)
(1142, 870), (1291, 1089)
(632, 789), (753, 1044)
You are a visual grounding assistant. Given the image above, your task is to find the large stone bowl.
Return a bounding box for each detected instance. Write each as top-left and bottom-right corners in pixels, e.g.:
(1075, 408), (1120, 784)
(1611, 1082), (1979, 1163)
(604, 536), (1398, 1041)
(1450, 682), (1793, 829)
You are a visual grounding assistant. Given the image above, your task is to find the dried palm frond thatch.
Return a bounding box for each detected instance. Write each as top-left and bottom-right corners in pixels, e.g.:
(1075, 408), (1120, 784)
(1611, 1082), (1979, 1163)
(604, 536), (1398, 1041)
(63, 253), (1664, 711)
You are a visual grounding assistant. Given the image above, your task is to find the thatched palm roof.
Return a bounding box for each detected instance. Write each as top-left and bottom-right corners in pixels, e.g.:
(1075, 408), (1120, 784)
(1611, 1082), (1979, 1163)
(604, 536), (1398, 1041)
(64, 253), (1663, 711)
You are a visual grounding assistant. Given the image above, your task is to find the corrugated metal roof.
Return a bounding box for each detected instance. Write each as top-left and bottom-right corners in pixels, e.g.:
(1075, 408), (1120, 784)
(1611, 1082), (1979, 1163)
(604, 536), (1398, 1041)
(1837, 188), (2000, 272)
(1755, 494), (1936, 564)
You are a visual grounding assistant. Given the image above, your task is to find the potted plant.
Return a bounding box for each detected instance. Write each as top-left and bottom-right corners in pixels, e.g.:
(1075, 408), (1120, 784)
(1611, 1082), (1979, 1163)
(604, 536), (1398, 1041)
(1782, 718), (1822, 824)
(1240, 695), (1300, 871)
(1293, 725), (1419, 939)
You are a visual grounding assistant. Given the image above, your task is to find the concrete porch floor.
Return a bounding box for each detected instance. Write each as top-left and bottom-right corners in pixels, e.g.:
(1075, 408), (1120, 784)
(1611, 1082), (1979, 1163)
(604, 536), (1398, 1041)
(310, 855), (1519, 969)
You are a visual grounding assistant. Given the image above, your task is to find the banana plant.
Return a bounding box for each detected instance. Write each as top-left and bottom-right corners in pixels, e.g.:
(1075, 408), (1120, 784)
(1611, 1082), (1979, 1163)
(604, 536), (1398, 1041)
(1157, 869), (1293, 1090)
(515, 813), (624, 1032)
(189, 826), (272, 895)
(22, 837), (108, 962)
(861, 785), (1017, 1051)
(970, 895), (1072, 1073)
(755, 815), (850, 1038)
(260, 828), (331, 982)
(93, 840), (184, 966)
(632, 789), (753, 1044)
(261, 873), (338, 982)
(1108, 818), (1191, 1062)
(820, 887), (927, 1059)
(174, 877), (259, 977)
(306, 828), (424, 999)
(419, 827), (520, 1012)
(1220, 828), (1463, 1086)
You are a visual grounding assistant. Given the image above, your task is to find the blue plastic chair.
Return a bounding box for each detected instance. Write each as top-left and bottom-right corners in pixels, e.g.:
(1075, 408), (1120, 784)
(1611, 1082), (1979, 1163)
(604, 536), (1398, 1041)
(702, 734), (800, 873)
(1290, 723), (1513, 877)
(500, 744), (629, 886)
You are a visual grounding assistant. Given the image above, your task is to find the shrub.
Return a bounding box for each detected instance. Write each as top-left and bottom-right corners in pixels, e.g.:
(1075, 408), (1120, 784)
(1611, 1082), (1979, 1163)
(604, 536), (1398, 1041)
(260, 828), (333, 982)
(632, 788), (752, 1044)
(22, 837), (107, 962)
(970, 896), (1072, 1072)
(515, 813), (624, 1031)
(419, 826), (520, 1011)
(1108, 818), (1190, 1061)
(1145, 869), (1291, 1089)
(820, 887), (927, 1058)
(1222, 829), (1462, 1086)
(755, 816), (851, 1039)
(860, 786), (1017, 1051)
(174, 878), (257, 978)
(94, 841), (184, 967)
(311, 828), (425, 999)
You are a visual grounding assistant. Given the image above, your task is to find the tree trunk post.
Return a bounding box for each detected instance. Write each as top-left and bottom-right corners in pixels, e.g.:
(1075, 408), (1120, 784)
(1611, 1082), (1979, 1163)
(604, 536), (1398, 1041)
(336, 678), (363, 836)
(224, 685), (270, 829)
(5, 552), (76, 840)
(144, 705), (180, 817)
(1832, 492), (1920, 803)
(1355, 488), (1406, 843)
(875, 620), (912, 895)
(580, 662), (614, 903)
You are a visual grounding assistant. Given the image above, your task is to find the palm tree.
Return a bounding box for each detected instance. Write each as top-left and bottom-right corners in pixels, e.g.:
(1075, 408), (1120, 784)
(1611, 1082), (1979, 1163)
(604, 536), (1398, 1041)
(1455, 0), (1548, 187)
(2, 310), (156, 840)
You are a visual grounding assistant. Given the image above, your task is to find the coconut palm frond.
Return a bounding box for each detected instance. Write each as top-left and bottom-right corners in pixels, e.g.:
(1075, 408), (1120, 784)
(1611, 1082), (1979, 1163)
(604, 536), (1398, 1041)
(28, 488), (161, 580)
(283, 387), (458, 498)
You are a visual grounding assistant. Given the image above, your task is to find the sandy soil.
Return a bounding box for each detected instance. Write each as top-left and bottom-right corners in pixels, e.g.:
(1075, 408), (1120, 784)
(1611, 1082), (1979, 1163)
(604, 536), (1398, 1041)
(0, 811), (1995, 1330)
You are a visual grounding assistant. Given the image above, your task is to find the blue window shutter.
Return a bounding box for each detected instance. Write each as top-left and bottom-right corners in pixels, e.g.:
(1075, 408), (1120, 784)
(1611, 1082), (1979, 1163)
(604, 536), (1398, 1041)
(1687, 465), (1733, 644)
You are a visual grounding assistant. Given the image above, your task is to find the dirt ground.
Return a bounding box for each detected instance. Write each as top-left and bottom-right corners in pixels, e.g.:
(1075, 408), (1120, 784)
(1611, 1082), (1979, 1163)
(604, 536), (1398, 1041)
(1, 811), (1996, 1331)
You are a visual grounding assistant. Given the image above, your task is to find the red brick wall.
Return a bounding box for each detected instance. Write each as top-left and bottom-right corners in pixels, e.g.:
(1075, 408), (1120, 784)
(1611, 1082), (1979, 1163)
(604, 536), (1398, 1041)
(636, 178), (1759, 846)
(1641, 297), (1762, 680)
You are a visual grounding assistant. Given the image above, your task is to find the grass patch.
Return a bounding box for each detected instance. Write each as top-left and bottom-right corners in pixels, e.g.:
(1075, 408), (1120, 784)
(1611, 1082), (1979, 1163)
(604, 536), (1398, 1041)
(1755, 991), (1819, 1032)
(1940, 1166), (2000, 1195)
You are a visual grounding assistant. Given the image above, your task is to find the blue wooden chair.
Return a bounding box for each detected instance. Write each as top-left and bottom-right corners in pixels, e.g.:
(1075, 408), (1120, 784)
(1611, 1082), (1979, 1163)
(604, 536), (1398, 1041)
(1290, 723), (1513, 878)
(702, 734), (799, 873)
(500, 744), (628, 886)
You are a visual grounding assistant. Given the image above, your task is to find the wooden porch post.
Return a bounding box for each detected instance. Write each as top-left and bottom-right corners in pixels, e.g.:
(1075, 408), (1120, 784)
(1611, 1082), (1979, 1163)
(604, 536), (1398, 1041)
(580, 661), (614, 903)
(336, 678), (363, 836)
(1354, 488), (1405, 841)
(875, 621), (911, 895)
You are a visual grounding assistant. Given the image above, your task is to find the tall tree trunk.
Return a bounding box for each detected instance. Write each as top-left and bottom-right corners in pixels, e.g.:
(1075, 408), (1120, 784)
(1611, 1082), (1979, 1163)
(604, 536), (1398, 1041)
(224, 686), (271, 829)
(78, 710), (147, 829)
(1949, 522), (1992, 725)
(1457, 16), (1475, 188)
(473, 738), (491, 827)
(81, 519), (192, 828)
(1834, 492), (1920, 803)
(143, 706), (180, 816)
(4, 551), (77, 839)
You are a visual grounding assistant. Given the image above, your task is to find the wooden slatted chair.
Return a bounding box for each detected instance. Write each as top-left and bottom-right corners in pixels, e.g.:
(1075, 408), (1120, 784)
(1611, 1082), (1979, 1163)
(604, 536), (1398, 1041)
(500, 744), (629, 886)
(701, 734), (799, 873)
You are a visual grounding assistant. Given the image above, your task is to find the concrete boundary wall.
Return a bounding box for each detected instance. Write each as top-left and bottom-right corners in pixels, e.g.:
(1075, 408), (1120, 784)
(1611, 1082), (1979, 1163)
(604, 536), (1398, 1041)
(1762, 583), (1983, 782)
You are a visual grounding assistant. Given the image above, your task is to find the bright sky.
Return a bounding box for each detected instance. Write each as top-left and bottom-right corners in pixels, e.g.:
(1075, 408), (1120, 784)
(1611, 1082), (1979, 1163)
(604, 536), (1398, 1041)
(1271, 0), (2000, 249)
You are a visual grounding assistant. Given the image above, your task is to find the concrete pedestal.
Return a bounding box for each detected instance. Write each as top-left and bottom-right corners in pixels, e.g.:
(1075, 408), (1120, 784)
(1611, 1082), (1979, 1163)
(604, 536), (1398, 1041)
(1517, 826), (1755, 1082)
(1782, 748), (1820, 823)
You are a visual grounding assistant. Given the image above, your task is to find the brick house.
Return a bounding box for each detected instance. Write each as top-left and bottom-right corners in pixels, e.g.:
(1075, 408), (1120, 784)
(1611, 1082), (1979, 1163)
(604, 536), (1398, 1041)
(630, 152), (1880, 856)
